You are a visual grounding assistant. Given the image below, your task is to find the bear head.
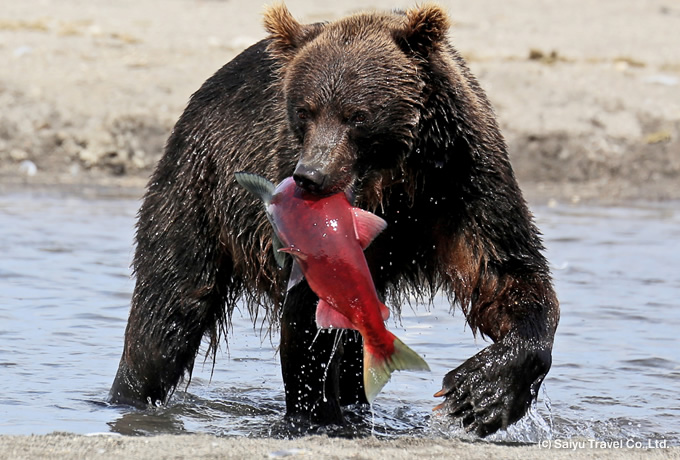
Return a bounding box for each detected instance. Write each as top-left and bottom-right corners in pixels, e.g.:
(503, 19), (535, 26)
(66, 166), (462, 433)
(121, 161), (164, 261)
(264, 3), (451, 196)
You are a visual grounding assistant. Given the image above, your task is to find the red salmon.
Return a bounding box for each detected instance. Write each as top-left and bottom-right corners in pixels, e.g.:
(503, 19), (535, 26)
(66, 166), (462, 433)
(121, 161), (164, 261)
(235, 172), (429, 403)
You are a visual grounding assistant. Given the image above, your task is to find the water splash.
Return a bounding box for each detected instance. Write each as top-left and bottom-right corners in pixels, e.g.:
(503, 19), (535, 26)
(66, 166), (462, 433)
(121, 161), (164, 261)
(320, 330), (344, 403)
(370, 403), (376, 437)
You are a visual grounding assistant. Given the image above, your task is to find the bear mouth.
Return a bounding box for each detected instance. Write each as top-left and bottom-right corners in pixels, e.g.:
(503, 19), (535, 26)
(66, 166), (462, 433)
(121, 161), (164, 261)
(343, 182), (358, 205)
(294, 169), (358, 201)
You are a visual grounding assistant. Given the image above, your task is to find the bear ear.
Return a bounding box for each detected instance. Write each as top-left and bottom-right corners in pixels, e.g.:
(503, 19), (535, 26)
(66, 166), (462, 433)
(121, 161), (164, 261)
(394, 3), (451, 56)
(263, 3), (322, 61)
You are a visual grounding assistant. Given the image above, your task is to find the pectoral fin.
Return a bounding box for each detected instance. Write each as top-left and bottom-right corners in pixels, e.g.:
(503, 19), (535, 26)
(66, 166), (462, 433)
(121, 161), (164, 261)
(278, 247), (308, 261)
(272, 234), (288, 268)
(286, 260), (305, 292)
(234, 172), (275, 205)
(235, 172), (286, 267)
(315, 300), (356, 330)
(352, 208), (387, 250)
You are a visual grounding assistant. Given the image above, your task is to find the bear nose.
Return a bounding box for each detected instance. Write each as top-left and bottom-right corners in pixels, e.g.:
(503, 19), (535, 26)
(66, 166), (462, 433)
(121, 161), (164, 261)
(293, 164), (326, 194)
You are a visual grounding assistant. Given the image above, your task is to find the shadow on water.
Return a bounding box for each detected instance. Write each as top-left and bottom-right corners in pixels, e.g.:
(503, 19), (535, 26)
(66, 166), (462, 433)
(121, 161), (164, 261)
(104, 389), (431, 439)
(1, 193), (678, 445)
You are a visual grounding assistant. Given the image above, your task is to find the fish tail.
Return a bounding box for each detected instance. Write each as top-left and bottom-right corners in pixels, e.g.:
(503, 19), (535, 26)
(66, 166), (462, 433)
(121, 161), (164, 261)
(363, 333), (430, 403)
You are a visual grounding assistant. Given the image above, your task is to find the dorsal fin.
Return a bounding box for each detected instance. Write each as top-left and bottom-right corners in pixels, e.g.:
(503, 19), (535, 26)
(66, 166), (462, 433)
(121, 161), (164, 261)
(352, 208), (387, 250)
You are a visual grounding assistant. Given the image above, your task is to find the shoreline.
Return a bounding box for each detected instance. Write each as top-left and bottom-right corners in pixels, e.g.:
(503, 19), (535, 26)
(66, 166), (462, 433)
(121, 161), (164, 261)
(2, 0), (679, 205)
(2, 172), (679, 208)
(0, 433), (677, 460)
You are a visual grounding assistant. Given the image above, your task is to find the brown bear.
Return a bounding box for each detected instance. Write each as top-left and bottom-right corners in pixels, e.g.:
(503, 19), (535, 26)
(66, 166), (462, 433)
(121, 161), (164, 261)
(109, 4), (559, 437)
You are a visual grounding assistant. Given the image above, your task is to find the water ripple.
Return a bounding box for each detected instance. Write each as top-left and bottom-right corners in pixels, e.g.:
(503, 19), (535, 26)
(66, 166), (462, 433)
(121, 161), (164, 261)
(0, 195), (678, 445)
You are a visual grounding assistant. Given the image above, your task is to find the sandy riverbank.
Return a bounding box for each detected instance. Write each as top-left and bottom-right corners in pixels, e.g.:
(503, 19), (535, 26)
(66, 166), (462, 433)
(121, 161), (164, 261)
(1, 0), (679, 204)
(0, 433), (677, 460)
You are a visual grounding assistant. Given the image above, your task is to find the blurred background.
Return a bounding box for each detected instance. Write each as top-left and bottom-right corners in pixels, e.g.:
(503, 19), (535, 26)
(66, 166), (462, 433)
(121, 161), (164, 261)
(1, 0), (679, 201)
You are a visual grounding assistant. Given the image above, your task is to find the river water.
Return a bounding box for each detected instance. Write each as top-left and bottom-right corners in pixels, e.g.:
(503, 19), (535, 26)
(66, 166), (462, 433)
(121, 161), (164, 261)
(0, 191), (678, 445)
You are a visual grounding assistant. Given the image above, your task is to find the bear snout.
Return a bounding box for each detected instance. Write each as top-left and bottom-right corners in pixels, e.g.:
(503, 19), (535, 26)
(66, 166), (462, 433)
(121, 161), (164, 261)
(293, 163), (328, 194)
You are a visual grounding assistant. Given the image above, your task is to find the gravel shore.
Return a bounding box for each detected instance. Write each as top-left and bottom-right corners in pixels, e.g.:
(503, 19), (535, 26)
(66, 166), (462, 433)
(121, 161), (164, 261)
(1, 433), (678, 460)
(2, 0), (679, 204)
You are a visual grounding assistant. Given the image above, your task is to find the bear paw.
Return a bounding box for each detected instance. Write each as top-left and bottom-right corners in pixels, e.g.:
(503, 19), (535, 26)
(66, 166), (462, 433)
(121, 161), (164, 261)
(433, 336), (552, 437)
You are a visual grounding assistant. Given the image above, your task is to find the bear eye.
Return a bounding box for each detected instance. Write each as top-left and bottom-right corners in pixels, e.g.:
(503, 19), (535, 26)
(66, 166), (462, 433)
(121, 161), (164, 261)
(350, 111), (368, 125)
(296, 108), (310, 121)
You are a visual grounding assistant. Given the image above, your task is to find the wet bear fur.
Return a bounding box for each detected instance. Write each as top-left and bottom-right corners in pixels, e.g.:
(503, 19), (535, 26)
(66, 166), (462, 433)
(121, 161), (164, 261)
(110, 3), (559, 437)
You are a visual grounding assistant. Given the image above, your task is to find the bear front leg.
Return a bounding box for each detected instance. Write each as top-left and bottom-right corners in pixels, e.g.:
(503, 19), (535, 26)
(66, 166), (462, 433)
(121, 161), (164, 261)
(337, 330), (369, 407)
(280, 280), (345, 425)
(109, 176), (230, 408)
(435, 278), (559, 437)
(109, 279), (226, 408)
